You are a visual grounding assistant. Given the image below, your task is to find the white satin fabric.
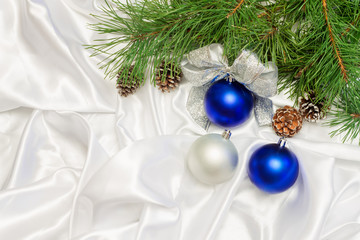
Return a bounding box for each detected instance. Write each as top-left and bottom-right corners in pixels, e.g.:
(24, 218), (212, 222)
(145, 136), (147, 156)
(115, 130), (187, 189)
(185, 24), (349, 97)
(1, 1), (360, 240)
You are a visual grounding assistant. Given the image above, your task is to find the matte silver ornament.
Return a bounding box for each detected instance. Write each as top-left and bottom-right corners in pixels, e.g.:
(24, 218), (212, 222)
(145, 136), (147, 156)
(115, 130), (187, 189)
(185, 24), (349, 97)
(187, 131), (239, 185)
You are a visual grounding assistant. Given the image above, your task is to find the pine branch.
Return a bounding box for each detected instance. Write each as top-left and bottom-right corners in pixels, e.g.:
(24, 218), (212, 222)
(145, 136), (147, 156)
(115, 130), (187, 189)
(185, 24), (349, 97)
(270, 0), (360, 143)
(87, 0), (274, 83)
(86, 0), (360, 144)
(260, 26), (277, 40)
(321, 0), (348, 82)
(277, 0), (360, 103)
(294, 62), (313, 79)
(226, 0), (245, 19)
(342, 14), (360, 36)
(351, 114), (360, 119)
(328, 86), (360, 144)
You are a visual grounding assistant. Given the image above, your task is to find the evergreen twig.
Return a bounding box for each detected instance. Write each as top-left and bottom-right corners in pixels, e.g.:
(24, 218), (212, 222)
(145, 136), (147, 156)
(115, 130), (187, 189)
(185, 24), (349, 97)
(87, 0), (274, 84)
(87, 0), (360, 144)
(226, 0), (245, 19)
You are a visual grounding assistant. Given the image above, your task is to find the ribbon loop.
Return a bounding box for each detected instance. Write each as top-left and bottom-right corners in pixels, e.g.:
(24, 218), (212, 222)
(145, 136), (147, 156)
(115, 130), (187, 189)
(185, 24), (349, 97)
(181, 44), (278, 129)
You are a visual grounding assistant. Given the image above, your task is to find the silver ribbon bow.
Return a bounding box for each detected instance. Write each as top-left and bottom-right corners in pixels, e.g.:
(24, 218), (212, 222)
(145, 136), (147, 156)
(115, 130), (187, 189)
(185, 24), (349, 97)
(181, 44), (278, 129)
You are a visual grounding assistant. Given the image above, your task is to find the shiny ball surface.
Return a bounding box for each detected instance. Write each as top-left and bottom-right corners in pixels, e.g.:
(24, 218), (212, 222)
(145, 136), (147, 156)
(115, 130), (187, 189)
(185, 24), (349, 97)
(248, 144), (299, 193)
(204, 79), (254, 128)
(187, 134), (239, 185)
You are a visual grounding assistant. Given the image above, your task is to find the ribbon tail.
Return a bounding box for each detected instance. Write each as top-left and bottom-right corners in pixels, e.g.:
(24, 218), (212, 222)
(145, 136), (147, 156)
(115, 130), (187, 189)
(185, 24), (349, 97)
(254, 96), (274, 126)
(186, 83), (212, 129)
(245, 62), (278, 98)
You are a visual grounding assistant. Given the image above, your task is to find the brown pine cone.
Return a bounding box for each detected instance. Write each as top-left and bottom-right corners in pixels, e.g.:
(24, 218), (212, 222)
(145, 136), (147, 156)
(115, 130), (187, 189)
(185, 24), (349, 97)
(116, 66), (141, 97)
(156, 62), (182, 93)
(272, 106), (303, 138)
(298, 91), (327, 122)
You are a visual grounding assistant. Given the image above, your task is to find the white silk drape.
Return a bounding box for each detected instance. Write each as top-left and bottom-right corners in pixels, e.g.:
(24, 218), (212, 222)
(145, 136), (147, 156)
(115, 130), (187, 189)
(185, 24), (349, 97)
(1, 1), (360, 239)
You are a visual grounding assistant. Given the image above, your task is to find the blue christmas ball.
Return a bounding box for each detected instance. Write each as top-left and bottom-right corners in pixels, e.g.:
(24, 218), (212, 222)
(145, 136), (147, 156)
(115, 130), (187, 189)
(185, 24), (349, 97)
(204, 79), (254, 128)
(248, 143), (299, 194)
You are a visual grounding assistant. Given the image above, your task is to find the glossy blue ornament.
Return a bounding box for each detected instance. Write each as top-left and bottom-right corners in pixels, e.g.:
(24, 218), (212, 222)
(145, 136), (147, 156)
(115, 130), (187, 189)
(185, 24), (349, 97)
(204, 79), (254, 128)
(248, 141), (299, 194)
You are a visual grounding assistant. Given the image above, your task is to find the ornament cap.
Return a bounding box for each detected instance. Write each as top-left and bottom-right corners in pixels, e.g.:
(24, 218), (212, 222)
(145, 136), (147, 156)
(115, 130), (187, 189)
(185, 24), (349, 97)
(277, 137), (287, 148)
(222, 130), (232, 140)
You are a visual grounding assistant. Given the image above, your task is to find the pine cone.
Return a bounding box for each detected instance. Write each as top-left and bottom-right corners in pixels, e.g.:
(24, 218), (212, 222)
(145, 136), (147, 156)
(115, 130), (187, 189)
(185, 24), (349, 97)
(272, 106), (303, 138)
(116, 66), (141, 97)
(298, 91), (326, 122)
(156, 62), (182, 93)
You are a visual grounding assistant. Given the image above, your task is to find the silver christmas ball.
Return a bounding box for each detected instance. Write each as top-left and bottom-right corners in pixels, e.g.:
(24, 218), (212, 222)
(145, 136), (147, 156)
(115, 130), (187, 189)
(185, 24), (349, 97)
(187, 131), (239, 185)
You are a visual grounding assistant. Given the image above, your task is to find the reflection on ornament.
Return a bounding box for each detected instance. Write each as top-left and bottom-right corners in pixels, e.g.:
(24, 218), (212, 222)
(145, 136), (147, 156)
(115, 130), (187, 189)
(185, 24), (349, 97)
(204, 79), (254, 128)
(248, 138), (299, 193)
(187, 130), (239, 185)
